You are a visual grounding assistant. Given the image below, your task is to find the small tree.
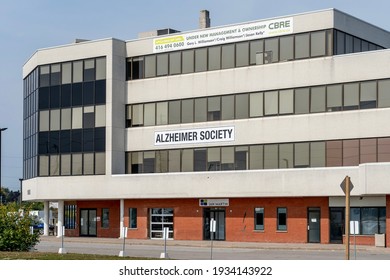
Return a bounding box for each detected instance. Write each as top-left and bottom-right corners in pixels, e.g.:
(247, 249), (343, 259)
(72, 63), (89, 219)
(0, 203), (40, 251)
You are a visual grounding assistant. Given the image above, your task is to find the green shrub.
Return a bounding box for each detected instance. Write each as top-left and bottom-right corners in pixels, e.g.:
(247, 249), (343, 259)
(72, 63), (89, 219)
(0, 203), (40, 251)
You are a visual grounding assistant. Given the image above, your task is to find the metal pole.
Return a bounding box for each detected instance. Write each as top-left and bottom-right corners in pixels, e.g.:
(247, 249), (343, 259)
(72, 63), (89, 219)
(122, 227), (126, 253)
(210, 232), (214, 260)
(0, 128), (8, 205)
(19, 178), (23, 205)
(345, 176), (350, 260)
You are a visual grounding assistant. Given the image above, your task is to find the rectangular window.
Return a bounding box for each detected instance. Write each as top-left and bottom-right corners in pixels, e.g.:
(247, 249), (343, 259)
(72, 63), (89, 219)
(131, 57), (144, 80)
(169, 150), (181, 172)
(145, 55), (156, 78)
(264, 91), (278, 115)
(360, 81), (377, 109)
(249, 92), (263, 117)
(378, 80), (390, 108)
(221, 44), (235, 69)
(311, 31), (326, 57)
(194, 98), (207, 122)
(181, 149), (194, 172)
(143, 151), (155, 173)
(277, 207), (287, 231)
(310, 142), (325, 167)
(279, 144), (293, 169)
(156, 102), (168, 125)
(254, 208), (264, 230)
(182, 50), (194, 74)
(294, 142), (309, 168)
(326, 140), (343, 167)
(207, 97), (221, 121)
(207, 147), (221, 171)
(280, 35), (294, 61)
(156, 53), (168, 76)
(195, 48), (207, 72)
(343, 139), (359, 166)
(249, 145), (263, 170)
(236, 42), (249, 67)
(264, 38), (279, 63)
(221, 95), (234, 120)
(208, 46), (221, 71)
(156, 150), (168, 173)
(235, 146), (248, 170)
(311, 86), (326, 113)
(279, 89), (294, 114)
(194, 148), (207, 171)
(102, 208), (109, 228)
(327, 85), (343, 111)
(360, 138), (377, 163)
(235, 94), (248, 119)
(181, 99), (194, 123)
(168, 100), (181, 124)
(295, 33), (310, 59)
(64, 204), (77, 229)
(264, 144), (278, 169)
(129, 208), (137, 229)
(169, 52), (181, 75)
(378, 138), (390, 162)
(344, 83), (359, 110)
(295, 88), (310, 114)
(221, 147), (234, 171)
(250, 40), (263, 65)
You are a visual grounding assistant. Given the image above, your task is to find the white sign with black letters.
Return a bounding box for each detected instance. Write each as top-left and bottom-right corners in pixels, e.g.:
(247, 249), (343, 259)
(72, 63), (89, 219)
(155, 126), (234, 146)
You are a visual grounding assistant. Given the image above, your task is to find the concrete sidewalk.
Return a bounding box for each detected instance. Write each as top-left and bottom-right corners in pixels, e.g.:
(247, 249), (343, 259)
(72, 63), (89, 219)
(39, 235), (388, 252)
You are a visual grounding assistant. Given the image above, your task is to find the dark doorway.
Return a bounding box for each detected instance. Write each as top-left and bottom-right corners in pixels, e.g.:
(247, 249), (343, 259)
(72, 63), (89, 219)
(330, 207), (344, 243)
(203, 208), (225, 240)
(80, 209), (97, 237)
(308, 208), (321, 243)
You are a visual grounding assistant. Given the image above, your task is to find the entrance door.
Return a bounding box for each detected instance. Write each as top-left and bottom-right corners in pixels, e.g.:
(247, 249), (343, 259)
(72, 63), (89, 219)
(308, 208), (321, 243)
(330, 208), (344, 243)
(80, 209), (97, 237)
(203, 208), (225, 240)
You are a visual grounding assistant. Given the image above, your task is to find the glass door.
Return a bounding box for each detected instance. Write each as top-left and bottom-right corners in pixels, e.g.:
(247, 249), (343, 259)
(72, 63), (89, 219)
(80, 209), (97, 237)
(203, 208), (225, 240)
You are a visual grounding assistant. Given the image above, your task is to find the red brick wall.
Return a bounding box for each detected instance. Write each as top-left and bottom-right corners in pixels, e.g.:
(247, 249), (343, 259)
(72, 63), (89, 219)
(226, 197), (329, 243)
(64, 200), (120, 238)
(65, 197), (331, 243)
(343, 235), (375, 246)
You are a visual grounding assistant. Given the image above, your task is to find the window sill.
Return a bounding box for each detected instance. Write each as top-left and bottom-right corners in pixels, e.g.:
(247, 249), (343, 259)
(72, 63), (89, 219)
(253, 230), (265, 233)
(276, 230), (288, 233)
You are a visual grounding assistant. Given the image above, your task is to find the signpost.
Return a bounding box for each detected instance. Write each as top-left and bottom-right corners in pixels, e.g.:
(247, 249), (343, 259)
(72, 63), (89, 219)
(340, 176), (354, 260)
(210, 218), (216, 260)
(350, 220), (359, 260)
(119, 226), (128, 257)
(160, 227), (170, 259)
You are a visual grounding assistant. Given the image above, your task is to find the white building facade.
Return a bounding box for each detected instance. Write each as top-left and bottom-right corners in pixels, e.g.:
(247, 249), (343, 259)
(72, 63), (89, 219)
(23, 9), (390, 245)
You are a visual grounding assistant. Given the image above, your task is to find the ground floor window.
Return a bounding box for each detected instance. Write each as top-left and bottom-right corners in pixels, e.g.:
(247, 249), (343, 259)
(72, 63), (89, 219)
(64, 204), (76, 229)
(351, 207), (386, 235)
(129, 208), (137, 229)
(150, 208), (173, 239)
(101, 208), (109, 228)
(254, 207), (264, 230)
(277, 207), (287, 231)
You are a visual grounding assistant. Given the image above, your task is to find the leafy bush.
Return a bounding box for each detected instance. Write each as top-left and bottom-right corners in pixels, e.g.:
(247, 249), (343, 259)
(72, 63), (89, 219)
(0, 203), (40, 251)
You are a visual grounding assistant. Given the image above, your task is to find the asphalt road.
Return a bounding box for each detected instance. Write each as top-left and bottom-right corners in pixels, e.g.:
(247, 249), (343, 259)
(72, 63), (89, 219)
(35, 237), (390, 260)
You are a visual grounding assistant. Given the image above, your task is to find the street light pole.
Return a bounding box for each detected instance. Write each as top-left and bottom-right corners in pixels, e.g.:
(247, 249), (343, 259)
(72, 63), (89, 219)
(0, 127), (8, 205)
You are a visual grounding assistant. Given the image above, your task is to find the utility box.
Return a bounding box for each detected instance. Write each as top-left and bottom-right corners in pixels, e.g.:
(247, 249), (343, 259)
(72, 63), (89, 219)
(375, 234), (386, 247)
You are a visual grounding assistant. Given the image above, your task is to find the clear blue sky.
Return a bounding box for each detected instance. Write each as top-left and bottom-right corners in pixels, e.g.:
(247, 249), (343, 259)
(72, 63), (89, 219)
(1, 0), (390, 191)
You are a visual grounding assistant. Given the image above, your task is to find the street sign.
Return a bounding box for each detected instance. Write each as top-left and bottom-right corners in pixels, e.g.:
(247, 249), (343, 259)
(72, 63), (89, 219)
(340, 176), (354, 194)
(350, 221), (359, 235)
(210, 219), (216, 233)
